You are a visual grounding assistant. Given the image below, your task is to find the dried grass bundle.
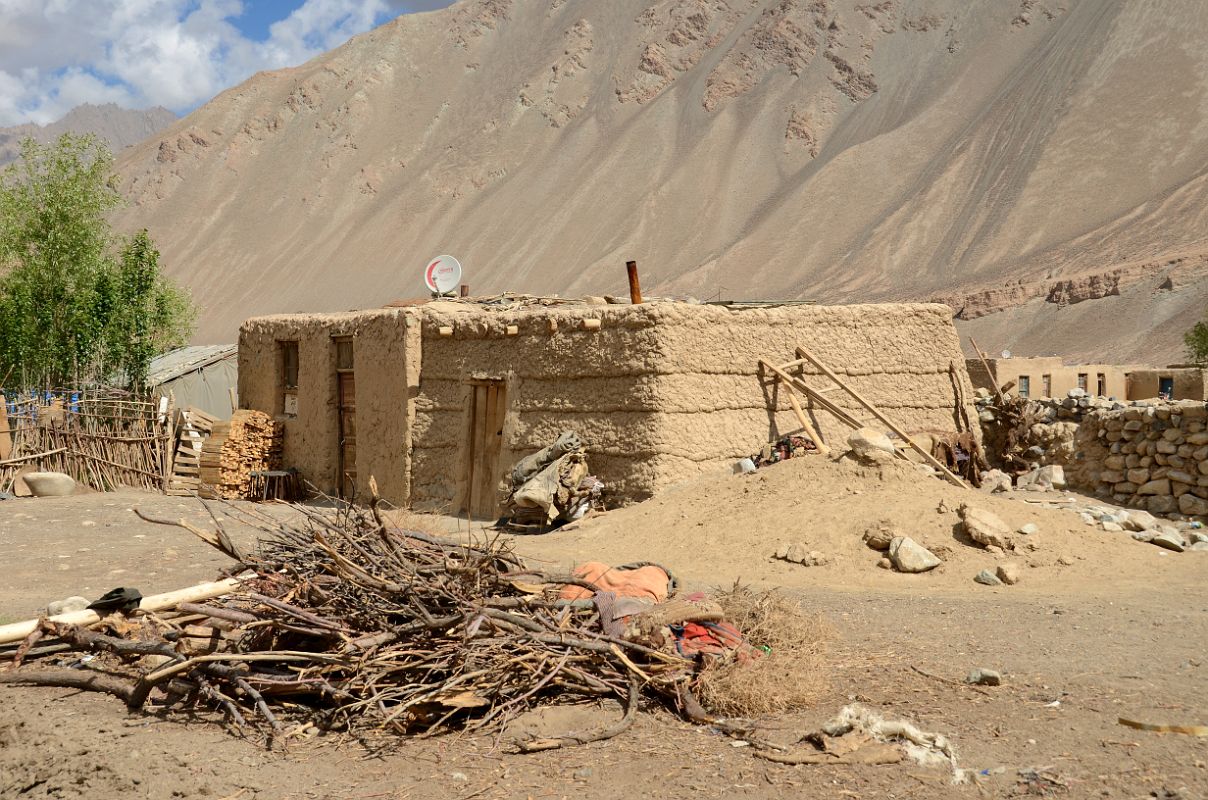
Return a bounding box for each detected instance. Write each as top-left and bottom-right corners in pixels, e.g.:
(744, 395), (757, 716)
(695, 583), (832, 716)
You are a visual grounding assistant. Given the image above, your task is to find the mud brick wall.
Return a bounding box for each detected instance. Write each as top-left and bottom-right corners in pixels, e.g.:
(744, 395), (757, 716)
(414, 302), (978, 509)
(240, 301), (978, 511)
(1070, 401), (1208, 516)
(239, 309), (416, 500)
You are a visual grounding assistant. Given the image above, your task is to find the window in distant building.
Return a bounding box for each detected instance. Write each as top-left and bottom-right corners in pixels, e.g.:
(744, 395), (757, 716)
(1097, 373), (1106, 396)
(1077, 373), (1088, 391)
(1042, 374), (1052, 397)
(1019, 375), (1031, 398)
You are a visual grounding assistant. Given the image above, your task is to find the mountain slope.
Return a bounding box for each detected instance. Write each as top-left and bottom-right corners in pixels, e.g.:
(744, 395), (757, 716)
(0, 104), (177, 165)
(112, 0), (1208, 352)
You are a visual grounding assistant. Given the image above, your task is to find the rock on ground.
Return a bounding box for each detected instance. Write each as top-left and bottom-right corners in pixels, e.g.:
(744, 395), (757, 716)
(774, 543), (830, 566)
(966, 668), (1003, 686)
(974, 569), (1003, 586)
(996, 563), (1022, 585)
(887, 536), (941, 573)
(847, 428), (896, 461)
(960, 504), (1015, 550)
(980, 469), (1013, 493)
(862, 524), (896, 551)
(46, 596), (89, 616)
(22, 472), (76, 498)
(1150, 531), (1186, 552)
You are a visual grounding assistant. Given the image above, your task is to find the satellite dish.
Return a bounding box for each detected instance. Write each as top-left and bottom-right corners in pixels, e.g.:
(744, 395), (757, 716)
(424, 255), (462, 294)
(1001, 350), (1012, 359)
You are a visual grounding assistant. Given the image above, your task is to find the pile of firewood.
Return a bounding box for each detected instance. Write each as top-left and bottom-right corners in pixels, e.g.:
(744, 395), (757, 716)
(199, 410), (282, 499)
(0, 489), (752, 751)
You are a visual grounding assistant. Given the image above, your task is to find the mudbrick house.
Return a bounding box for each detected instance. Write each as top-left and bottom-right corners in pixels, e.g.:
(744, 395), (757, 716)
(238, 299), (980, 517)
(967, 356), (1208, 402)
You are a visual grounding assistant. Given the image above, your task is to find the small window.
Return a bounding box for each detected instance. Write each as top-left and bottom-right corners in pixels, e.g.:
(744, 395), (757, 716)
(335, 338), (354, 371)
(1018, 375), (1031, 398)
(1042, 374), (1052, 397)
(1077, 373), (1088, 391)
(280, 341), (299, 389)
(1097, 373), (1106, 396)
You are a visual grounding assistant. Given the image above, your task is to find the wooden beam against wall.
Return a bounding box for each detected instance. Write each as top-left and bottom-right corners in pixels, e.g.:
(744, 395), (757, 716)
(968, 337), (1005, 404)
(793, 345), (968, 489)
(758, 360), (830, 455)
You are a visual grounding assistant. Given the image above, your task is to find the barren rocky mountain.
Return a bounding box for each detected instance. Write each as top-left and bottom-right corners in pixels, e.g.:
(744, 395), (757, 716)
(111, 0), (1208, 358)
(0, 103), (177, 166)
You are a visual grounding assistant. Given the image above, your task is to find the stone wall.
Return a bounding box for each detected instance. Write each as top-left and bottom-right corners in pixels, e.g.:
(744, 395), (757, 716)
(1069, 400), (1208, 517)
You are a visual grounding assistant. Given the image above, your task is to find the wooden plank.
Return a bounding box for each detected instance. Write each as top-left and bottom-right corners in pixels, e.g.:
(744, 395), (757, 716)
(770, 362), (866, 431)
(794, 346), (968, 489)
(0, 577), (246, 645)
(462, 386), (479, 515)
(758, 360), (830, 454)
(477, 385), (498, 518)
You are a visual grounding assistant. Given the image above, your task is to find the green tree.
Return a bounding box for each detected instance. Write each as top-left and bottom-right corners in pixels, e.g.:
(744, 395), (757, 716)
(1186, 318), (1208, 367)
(0, 133), (194, 388)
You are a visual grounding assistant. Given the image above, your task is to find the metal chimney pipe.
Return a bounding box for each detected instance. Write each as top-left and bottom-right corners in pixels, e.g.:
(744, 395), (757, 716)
(626, 261), (642, 305)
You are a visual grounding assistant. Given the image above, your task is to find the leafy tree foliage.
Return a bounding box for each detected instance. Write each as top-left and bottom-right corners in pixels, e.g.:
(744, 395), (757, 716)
(1186, 318), (1208, 367)
(0, 133), (194, 388)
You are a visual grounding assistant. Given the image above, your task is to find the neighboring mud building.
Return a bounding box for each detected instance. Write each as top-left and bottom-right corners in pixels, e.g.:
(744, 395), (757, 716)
(968, 356), (1208, 402)
(238, 301), (979, 517)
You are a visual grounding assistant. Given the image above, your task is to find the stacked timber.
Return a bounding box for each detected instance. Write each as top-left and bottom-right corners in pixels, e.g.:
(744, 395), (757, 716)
(167, 407), (219, 496)
(199, 410), (283, 499)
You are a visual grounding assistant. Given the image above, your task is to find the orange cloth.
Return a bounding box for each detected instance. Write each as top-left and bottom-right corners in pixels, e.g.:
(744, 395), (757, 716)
(559, 562), (670, 602)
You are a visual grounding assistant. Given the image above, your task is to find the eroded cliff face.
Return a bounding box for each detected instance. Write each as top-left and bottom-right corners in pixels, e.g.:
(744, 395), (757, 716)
(111, 0), (1208, 354)
(931, 255), (1208, 320)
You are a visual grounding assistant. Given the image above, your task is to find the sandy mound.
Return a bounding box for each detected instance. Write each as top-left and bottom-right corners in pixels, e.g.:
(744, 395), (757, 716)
(507, 454), (1199, 596)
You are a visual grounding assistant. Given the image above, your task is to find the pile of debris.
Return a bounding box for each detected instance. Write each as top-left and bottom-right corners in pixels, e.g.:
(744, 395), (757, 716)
(501, 431), (604, 531)
(0, 491), (818, 750)
(973, 388), (1105, 475)
(199, 410), (283, 499)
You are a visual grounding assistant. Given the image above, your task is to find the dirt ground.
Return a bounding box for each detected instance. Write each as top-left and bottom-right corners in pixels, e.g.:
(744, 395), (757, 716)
(1, 458), (1206, 799)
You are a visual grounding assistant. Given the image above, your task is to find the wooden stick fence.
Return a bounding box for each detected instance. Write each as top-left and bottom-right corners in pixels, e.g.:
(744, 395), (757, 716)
(0, 389), (175, 494)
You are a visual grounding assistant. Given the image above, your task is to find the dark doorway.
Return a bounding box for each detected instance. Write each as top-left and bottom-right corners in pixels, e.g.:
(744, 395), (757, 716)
(1159, 376), (1175, 400)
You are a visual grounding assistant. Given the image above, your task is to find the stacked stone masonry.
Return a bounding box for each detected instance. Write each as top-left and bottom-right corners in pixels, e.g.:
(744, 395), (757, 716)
(1071, 400), (1208, 517)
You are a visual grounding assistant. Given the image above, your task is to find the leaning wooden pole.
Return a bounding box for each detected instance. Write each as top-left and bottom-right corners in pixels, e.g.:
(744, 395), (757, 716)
(0, 577), (245, 646)
(793, 346), (968, 489)
(968, 337), (1005, 404)
(758, 360), (830, 455)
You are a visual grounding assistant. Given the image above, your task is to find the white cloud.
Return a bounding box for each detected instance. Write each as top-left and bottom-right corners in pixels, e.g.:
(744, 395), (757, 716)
(0, 0), (407, 126)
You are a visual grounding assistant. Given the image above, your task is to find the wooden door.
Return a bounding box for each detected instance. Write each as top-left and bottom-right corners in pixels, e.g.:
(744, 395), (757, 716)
(464, 381), (507, 519)
(337, 372), (357, 500)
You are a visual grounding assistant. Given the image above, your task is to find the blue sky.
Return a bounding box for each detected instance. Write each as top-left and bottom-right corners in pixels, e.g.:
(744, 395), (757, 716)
(0, 1), (456, 126)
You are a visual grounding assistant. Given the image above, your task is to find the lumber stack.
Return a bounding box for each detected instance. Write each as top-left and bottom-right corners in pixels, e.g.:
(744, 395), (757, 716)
(167, 407), (219, 496)
(199, 410), (283, 499)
